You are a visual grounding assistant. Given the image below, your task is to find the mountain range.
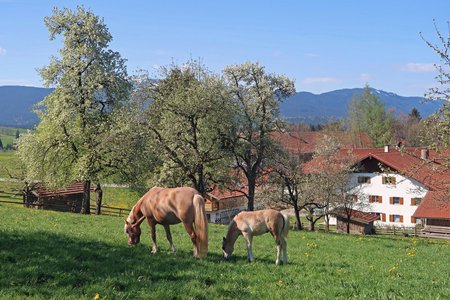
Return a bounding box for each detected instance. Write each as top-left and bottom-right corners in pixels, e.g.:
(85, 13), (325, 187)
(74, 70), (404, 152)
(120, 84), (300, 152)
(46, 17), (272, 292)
(0, 85), (444, 127)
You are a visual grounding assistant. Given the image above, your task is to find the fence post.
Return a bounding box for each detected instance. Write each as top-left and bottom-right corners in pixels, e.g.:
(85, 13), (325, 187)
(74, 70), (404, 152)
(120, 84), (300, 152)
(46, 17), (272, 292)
(393, 226), (396, 236)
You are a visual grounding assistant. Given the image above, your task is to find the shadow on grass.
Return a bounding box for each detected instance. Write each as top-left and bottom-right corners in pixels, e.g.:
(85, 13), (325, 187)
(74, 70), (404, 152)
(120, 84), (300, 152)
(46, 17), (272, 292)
(0, 230), (250, 298)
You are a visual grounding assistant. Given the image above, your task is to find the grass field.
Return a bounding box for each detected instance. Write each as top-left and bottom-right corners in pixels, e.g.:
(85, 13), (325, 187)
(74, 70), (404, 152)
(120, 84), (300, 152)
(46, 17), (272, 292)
(0, 205), (449, 299)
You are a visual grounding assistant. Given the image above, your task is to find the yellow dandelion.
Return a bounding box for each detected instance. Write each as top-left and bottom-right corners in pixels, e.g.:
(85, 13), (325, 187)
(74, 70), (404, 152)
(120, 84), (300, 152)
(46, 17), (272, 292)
(93, 293), (100, 300)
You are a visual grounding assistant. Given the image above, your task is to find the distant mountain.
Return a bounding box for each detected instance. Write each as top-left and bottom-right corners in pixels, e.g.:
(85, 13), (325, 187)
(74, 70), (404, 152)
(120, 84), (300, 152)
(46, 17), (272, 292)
(0, 86), (52, 127)
(281, 88), (444, 124)
(0, 85), (445, 127)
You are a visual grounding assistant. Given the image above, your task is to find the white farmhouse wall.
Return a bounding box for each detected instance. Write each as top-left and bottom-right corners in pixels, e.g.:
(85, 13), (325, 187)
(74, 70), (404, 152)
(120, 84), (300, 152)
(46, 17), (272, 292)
(350, 172), (427, 227)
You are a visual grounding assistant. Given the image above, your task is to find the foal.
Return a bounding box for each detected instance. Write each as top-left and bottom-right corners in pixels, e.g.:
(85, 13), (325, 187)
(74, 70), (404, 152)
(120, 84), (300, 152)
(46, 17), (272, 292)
(222, 209), (289, 265)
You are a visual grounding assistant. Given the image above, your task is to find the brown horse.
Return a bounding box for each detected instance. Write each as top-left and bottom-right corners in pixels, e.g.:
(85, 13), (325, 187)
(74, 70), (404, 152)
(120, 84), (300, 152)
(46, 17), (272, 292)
(124, 187), (208, 258)
(222, 209), (289, 265)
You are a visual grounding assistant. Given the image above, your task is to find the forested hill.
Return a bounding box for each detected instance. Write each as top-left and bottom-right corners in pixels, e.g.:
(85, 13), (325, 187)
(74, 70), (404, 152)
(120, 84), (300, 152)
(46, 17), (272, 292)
(0, 86), (52, 127)
(0, 85), (444, 127)
(280, 88), (444, 124)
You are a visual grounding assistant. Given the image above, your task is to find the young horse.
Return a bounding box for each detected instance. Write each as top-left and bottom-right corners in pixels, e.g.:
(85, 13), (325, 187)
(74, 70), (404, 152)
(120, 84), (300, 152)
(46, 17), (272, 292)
(222, 209), (289, 265)
(124, 187), (208, 258)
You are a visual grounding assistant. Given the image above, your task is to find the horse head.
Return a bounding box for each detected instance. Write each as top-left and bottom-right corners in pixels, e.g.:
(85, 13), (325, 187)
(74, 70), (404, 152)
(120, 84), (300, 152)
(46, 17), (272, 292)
(222, 236), (234, 259)
(124, 211), (145, 245)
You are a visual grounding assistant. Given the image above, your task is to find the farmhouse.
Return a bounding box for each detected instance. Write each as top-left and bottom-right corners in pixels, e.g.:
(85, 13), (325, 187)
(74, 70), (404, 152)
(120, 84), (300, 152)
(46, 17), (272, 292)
(316, 146), (450, 229)
(205, 186), (247, 224)
(23, 182), (94, 213)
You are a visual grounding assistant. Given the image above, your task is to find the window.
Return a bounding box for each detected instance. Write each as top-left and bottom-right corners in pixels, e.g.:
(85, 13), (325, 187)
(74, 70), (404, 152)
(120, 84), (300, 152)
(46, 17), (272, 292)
(358, 176), (371, 184)
(390, 197), (403, 205)
(369, 195), (382, 203)
(411, 198), (422, 206)
(390, 214), (403, 223)
(382, 176), (396, 185)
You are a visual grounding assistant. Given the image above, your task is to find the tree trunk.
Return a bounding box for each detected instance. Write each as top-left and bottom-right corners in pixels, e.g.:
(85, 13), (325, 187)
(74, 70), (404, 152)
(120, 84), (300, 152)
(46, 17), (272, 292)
(294, 206), (302, 230)
(81, 180), (91, 214)
(325, 214), (330, 232)
(247, 175), (256, 211)
(95, 183), (103, 215)
(346, 217), (351, 234)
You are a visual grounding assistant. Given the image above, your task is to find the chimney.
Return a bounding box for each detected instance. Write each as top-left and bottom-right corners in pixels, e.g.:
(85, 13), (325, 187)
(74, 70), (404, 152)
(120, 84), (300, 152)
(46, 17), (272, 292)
(421, 149), (429, 160)
(384, 145), (389, 153)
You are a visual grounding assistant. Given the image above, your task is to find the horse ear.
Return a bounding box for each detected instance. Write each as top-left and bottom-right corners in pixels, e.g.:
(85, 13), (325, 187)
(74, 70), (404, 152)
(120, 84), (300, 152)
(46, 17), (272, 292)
(132, 216), (146, 227)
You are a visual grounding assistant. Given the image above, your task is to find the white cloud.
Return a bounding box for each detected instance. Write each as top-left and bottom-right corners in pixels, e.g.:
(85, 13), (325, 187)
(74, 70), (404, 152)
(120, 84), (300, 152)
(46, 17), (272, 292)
(304, 53), (319, 58)
(301, 77), (341, 85)
(0, 47), (6, 56)
(359, 73), (372, 81)
(400, 63), (435, 73)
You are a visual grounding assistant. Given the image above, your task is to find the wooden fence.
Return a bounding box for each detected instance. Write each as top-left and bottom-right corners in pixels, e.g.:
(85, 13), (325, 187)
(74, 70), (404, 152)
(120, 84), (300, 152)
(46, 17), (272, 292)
(0, 196), (129, 218)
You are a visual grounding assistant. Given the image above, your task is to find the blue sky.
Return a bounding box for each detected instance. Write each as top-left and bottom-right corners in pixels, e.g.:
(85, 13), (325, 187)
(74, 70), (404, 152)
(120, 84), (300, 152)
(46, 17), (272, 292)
(0, 0), (449, 96)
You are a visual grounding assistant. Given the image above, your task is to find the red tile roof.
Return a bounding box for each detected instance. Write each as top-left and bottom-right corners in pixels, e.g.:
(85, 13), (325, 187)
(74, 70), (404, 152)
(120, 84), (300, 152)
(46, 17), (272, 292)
(304, 147), (450, 191)
(412, 191), (450, 219)
(270, 131), (373, 155)
(332, 209), (379, 224)
(207, 186), (247, 200)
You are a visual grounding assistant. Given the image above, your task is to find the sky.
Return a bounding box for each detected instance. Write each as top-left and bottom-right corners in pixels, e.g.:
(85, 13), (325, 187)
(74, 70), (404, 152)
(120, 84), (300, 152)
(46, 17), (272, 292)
(1, 0), (450, 96)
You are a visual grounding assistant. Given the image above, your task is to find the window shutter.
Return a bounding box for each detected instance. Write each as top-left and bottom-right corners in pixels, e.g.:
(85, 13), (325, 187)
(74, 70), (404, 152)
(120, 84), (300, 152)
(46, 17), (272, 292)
(390, 197), (393, 204)
(400, 215), (403, 223)
(400, 198), (404, 205)
(389, 215), (393, 222)
(411, 198), (414, 205)
(411, 217), (416, 224)
(369, 196), (373, 203)
(382, 213), (386, 222)
(378, 196), (382, 204)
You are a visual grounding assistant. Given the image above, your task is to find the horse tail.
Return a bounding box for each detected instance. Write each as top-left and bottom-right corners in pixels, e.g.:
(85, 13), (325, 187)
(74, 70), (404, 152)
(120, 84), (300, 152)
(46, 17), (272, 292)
(193, 194), (208, 258)
(281, 213), (290, 238)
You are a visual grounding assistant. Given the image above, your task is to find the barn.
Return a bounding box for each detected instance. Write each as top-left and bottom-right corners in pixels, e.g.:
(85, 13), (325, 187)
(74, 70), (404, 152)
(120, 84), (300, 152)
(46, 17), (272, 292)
(333, 209), (379, 235)
(23, 182), (94, 213)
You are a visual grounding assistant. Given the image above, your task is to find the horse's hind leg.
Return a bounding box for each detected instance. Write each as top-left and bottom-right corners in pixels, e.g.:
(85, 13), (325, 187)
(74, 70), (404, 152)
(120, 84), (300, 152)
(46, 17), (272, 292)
(273, 232), (282, 265)
(281, 237), (287, 264)
(182, 222), (198, 258)
(163, 224), (176, 253)
(242, 232), (254, 262)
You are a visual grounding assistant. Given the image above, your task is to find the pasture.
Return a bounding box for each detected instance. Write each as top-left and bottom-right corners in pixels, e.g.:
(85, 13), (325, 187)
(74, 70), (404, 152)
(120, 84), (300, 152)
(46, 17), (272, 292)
(0, 205), (449, 299)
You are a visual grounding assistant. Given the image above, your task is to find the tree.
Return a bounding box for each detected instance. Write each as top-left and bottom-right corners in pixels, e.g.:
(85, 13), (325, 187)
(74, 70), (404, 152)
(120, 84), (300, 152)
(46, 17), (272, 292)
(308, 135), (365, 233)
(17, 6), (131, 214)
(223, 62), (295, 211)
(347, 85), (394, 147)
(139, 61), (234, 195)
(0, 139), (3, 150)
(15, 130), (20, 139)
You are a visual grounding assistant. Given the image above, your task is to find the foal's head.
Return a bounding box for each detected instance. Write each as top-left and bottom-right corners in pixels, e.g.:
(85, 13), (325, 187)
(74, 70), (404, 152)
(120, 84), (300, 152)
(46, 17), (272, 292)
(124, 208), (145, 245)
(222, 237), (234, 259)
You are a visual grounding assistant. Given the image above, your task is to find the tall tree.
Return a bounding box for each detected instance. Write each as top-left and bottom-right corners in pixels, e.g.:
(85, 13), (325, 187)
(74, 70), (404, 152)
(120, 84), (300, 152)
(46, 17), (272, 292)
(421, 23), (450, 150)
(223, 62), (295, 211)
(17, 6), (131, 214)
(347, 85), (394, 147)
(140, 61), (234, 195)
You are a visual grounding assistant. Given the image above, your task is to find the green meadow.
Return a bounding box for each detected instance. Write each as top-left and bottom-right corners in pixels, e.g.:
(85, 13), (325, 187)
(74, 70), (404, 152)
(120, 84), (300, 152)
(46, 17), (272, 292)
(0, 205), (449, 300)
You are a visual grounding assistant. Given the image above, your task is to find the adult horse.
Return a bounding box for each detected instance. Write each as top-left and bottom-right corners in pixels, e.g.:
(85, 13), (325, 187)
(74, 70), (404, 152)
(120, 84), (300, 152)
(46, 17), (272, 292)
(222, 209), (289, 265)
(124, 187), (208, 258)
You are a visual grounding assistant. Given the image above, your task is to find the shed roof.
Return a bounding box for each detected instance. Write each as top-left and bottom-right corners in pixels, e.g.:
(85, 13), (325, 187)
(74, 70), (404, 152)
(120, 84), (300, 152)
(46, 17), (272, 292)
(29, 182), (94, 197)
(332, 209), (379, 224)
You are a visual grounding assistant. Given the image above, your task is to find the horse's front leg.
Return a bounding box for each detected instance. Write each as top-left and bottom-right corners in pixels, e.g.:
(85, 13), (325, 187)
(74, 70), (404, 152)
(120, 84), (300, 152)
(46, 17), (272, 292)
(147, 220), (157, 253)
(242, 232), (254, 262)
(163, 224), (176, 253)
